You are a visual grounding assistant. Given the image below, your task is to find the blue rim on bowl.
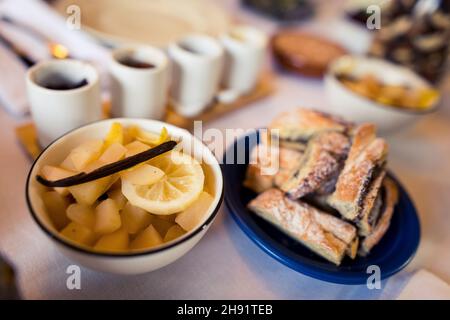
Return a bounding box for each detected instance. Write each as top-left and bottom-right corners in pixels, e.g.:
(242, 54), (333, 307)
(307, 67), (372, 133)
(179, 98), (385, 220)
(222, 129), (420, 284)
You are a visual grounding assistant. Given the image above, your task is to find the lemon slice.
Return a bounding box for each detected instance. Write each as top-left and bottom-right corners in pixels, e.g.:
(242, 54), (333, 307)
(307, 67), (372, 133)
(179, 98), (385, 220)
(127, 126), (169, 146)
(104, 122), (124, 148)
(121, 151), (204, 215)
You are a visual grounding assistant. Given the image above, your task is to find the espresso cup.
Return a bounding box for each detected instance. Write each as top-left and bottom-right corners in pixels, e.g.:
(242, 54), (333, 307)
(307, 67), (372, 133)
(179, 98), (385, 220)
(168, 35), (224, 117)
(110, 46), (169, 120)
(220, 26), (268, 95)
(26, 59), (102, 147)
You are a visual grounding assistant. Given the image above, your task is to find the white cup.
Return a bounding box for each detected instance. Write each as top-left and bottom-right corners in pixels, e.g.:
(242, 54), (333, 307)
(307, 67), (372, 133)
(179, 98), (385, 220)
(220, 25), (268, 95)
(26, 59), (102, 148)
(110, 46), (169, 120)
(168, 34), (224, 117)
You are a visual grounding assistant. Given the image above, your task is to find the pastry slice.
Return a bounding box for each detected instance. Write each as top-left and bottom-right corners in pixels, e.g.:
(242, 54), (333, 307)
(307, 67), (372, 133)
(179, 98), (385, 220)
(274, 148), (304, 187)
(248, 188), (352, 265)
(303, 193), (359, 258)
(267, 108), (351, 150)
(315, 169), (341, 195)
(346, 123), (377, 162)
(279, 140), (308, 152)
(281, 131), (350, 199)
(244, 143), (280, 193)
(327, 124), (388, 220)
(304, 193), (359, 258)
(309, 207), (357, 245)
(356, 168), (387, 236)
(244, 144), (303, 193)
(359, 177), (399, 256)
(346, 237), (359, 259)
(260, 129), (306, 152)
(243, 164), (274, 193)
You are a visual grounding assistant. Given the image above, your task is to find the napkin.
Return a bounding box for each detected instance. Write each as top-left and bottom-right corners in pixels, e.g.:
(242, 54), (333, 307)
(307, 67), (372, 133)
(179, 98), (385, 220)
(0, 0), (110, 69)
(397, 269), (450, 300)
(0, 0), (111, 116)
(0, 42), (28, 117)
(0, 19), (50, 63)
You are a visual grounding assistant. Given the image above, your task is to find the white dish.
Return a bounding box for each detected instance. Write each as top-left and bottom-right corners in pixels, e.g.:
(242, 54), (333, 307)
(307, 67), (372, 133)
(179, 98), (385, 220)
(325, 55), (439, 133)
(26, 118), (224, 274)
(168, 34), (224, 117)
(26, 59), (102, 147)
(220, 25), (268, 95)
(52, 0), (230, 47)
(109, 46), (169, 119)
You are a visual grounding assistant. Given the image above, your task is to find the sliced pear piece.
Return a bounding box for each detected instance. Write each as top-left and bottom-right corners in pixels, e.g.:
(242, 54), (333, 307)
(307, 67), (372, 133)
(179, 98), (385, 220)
(68, 176), (112, 206)
(107, 187), (127, 210)
(121, 202), (153, 234)
(94, 228), (129, 252)
(164, 225), (186, 242)
(66, 203), (95, 230)
(121, 164), (164, 185)
(42, 191), (71, 230)
(130, 224), (163, 250)
(128, 126), (169, 146)
(94, 199), (121, 234)
(176, 192), (214, 231)
(104, 122), (123, 148)
(41, 165), (76, 196)
(151, 216), (175, 236)
(67, 160), (117, 205)
(66, 139), (104, 171)
(60, 156), (77, 171)
(108, 179), (122, 191)
(60, 222), (96, 246)
(124, 140), (150, 157)
(98, 142), (127, 165)
(157, 214), (177, 222)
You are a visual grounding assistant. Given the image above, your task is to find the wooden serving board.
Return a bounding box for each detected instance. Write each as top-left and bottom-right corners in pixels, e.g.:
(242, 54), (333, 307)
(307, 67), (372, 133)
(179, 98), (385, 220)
(16, 73), (274, 160)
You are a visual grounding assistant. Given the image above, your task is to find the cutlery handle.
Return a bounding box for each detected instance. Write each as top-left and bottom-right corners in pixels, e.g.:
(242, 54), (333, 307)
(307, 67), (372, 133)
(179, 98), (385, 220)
(0, 256), (20, 300)
(0, 34), (35, 66)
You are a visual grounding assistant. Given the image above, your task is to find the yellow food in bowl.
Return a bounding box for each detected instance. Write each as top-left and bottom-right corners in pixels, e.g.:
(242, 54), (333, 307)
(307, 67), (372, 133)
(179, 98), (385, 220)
(337, 73), (439, 110)
(38, 123), (213, 253)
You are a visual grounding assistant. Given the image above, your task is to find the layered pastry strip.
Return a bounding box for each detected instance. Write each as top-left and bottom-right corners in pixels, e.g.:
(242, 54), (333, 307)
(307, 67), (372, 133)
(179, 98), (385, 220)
(248, 188), (357, 265)
(347, 238), (359, 259)
(327, 124), (388, 221)
(244, 143), (303, 193)
(359, 177), (398, 256)
(281, 131), (350, 199)
(356, 169), (386, 236)
(267, 108), (352, 151)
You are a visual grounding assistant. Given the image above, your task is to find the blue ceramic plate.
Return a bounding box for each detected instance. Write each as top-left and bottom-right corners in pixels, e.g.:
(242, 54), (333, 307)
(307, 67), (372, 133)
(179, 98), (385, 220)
(223, 130), (420, 284)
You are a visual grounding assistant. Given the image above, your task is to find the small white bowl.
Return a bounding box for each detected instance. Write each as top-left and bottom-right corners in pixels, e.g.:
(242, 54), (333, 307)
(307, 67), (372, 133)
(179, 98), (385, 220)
(26, 118), (224, 275)
(325, 55), (439, 133)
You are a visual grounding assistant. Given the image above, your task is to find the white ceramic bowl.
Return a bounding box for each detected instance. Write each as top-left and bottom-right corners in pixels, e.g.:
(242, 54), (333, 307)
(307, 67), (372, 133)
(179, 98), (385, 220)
(26, 118), (224, 274)
(325, 55), (439, 133)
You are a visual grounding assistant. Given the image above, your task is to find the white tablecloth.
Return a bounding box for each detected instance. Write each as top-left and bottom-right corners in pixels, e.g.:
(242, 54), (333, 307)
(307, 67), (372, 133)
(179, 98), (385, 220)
(0, 0), (449, 299)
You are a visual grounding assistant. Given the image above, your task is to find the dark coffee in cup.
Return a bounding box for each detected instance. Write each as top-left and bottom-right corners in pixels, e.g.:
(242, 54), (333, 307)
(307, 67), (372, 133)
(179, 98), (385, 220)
(118, 57), (156, 69)
(39, 73), (88, 90)
(179, 43), (204, 55)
